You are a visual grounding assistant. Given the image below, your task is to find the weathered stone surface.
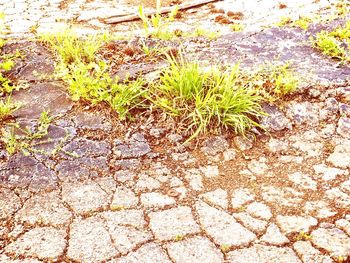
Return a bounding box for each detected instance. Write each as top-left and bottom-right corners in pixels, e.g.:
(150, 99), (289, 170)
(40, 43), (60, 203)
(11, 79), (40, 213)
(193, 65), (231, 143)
(200, 188), (228, 209)
(111, 186), (138, 209)
(311, 228), (350, 257)
(337, 117), (350, 137)
(261, 104), (291, 131)
(67, 217), (117, 262)
(15, 191), (72, 226)
(114, 139), (151, 159)
(201, 136), (229, 156)
(63, 138), (110, 157)
(149, 207), (200, 241)
(227, 244), (301, 263)
(184, 169), (203, 191)
(286, 101), (319, 125)
(73, 111), (112, 131)
(276, 215), (317, 235)
(288, 172), (317, 190)
(166, 236), (224, 263)
(260, 223), (289, 245)
(262, 186), (304, 208)
(293, 241), (333, 263)
(100, 210), (146, 228)
(336, 219), (350, 236)
(248, 158), (269, 175)
(232, 212), (268, 234)
(313, 163), (348, 181)
(0, 188), (21, 220)
(246, 202), (272, 220)
(116, 243), (171, 263)
(106, 225), (152, 254)
(62, 181), (109, 214)
(231, 188), (255, 209)
(325, 187), (350, 208)
(196, 201), (256, 246)
(200, 165), (219, 178)
(0, 255), (42, 263)
(327, 140), (350, 168)
(140, 192), (176, 208)
(134, 174), (161, 192)
(304, 201), (337, 219)
(233, 136), (253, 151)
(5, 227), (66, 260)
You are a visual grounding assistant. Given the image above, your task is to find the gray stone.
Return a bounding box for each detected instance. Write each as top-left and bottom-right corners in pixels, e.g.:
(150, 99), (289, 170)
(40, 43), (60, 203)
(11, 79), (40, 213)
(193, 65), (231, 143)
(233, 136), (253, 151)
(261, 186), (304, 208)
(276, 215), (317, 235)
(0, 188), (21, 220)
(286, 101), (319, 125)
(327, 140), (350, 168)
(67, 217), (117, 262)
(5, 227), (66, 260)
(114, 141), (151, 159)
(100, 210), (146, 228)
(63, 138), (110, 158)
(200, 165), (219, 178)
(15, 191), (72, 226)
(166, 236), (224, 263)
(325, 187), (350, 208)
(62, 181), (109, 214)
(304, 201), (337, 219)
(293, 241), (333, 263)
(337, 117), (350, 137)
(134, 174), (161, 192)
(201, 136), (229, 156)
(73, 111), (111, 131)
(260, 223), (289, 245)
(116, 243), (171, 263)
(311, 228), (350, 257)
(200, 188), (228, 209)
(247, 159), (269, 175)
(196, 201), (256, 247)
(231, 188), (255, 209)
(184, 169), (203, 191)
(111, 186), (138, 209)
(223, 148), (237, 161)
(313, 163), (348, 181)
(267, 138), (288, 152)
(261, 104), (291, 131)
(140, 192), (176, 208)
(227, 244), (301, 263)
(335, 219), (350, 236)
(149, 207), (200, 241)
(246, 202), (272, 220)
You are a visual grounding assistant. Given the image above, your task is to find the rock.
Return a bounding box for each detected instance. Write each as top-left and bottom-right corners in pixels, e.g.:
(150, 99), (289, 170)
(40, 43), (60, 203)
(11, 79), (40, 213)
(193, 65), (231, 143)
(140, 192), (176, 208)
(231, 188), (255, 209)
(267, 138), (288, 152)
(339, 103), (350, 117)
(5, 227), (66, 260)
(100, 209), (146, 228)
(15, 191), (72, 227)
(293, 241), (333, 263)
(304, 201), (337, 219)
(106, 225), (152, 254)
(337, 117), (350, 137)
(201, 136), (229, 156)
(247, 159), (269, 175)
(196, 201), (256, 247)
(149, 207), (200, 241)
(114, 170), (136, 183)
(260, 104), (291, 131)
(262, 186), (304, 208)
(63, 138), (110, 158)
(276, 215), (317, 235)
(62, 181), (109, 214)
(200, 188), (228, 210)
(67, 217), (117, 262)
(313, 163), (348, 181)
(327, 140), (350, 168)
(134, 174), (161, 192)
(184, 169), (203, 191)
(111, 186), (138, 209)
(311, 228), (350, 257)
(341, 180), (350, 194)
(246, 202), (272, 220)
(335, 219), (350, 236)
(73, 111), (111, 131)
(233, 135), (253, 151)
(260, 224), (289, 245)
(116, 243), (171, 263)
(166, 236), (224, 263)
(223, 148), (237, 161)
(0, 188), (21, 220)
(288, 172), (317, 190)
(286, 101), (319, 125)
(200, 165), (219, 177)
(114, 137), (151, 159)
(233, 212), (268, 234)
(167, 134), (183, 143)
(227, 244), (301, 263)
(325, 187), (350, 208)
(319, 98), (338, 120)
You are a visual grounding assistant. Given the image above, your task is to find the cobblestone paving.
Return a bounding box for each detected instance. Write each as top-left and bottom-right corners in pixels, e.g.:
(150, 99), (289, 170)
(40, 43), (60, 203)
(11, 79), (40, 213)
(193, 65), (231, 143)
(1, 0), (350, 262)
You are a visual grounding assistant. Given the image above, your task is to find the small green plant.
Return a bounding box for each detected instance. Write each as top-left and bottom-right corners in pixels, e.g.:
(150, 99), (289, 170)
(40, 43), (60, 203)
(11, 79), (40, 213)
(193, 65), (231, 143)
(313, 31), (346, 60)
(296, 231), (312, 241)
(0, 98), (19, 121)
(173, 234), (184, 241)
(220, 244), (231, 252)
(138, 0), (179, 40)
(230, 23), (244, 32)
(293, 16), (312, 30)
(190, 27), (220, 40)
(149, 53), (264, 142)
(276, 16), (292, 27)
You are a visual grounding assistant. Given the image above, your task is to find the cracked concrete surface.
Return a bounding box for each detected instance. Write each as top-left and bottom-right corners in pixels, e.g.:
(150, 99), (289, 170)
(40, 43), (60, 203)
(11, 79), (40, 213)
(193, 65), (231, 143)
(1, 0), (350, 262)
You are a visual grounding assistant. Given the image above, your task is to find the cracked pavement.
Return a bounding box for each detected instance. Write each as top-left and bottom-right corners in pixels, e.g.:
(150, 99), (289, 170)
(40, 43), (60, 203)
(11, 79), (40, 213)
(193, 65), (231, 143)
(1, 0), (350, 262)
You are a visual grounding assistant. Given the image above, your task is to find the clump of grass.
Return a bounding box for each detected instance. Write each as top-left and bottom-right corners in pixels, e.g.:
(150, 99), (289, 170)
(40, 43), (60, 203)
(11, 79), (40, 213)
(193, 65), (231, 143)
(0, 98), (19, 121)
(149, 54), (264, 142)
(293, 16), (312, 30)
(189, 27), (220, 40)
(40, 31), (147, 120)
(138, 0), (179, 40)
(313, 31), (346, 60)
